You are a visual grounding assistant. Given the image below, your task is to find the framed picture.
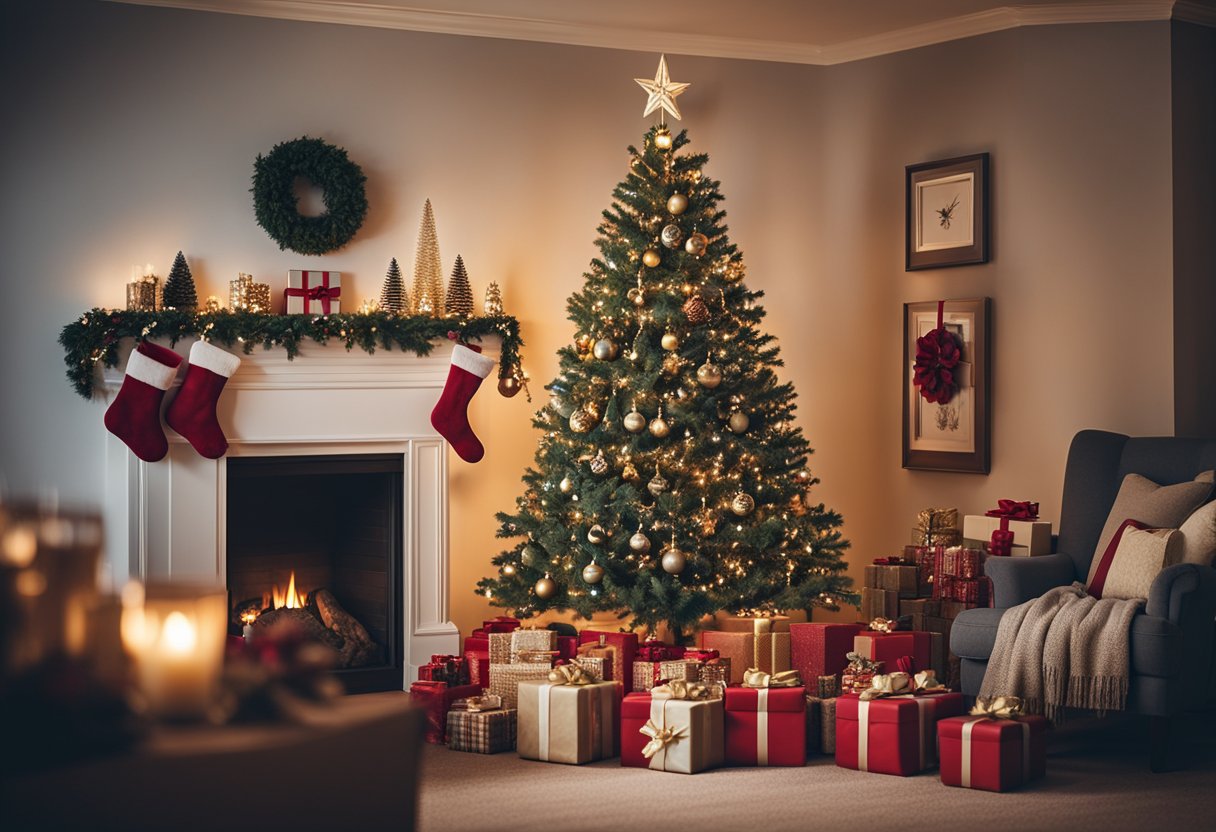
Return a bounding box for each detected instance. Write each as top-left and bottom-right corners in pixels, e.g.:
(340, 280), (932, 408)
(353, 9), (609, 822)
(902, 297), (990, 474)
(906, 153), (989, 270)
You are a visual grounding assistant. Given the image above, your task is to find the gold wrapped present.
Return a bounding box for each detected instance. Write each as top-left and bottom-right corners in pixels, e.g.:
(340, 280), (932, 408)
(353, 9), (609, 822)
(698, 658), (731, 689)
(626, 683), (725, 774)
(913, 507), (961, 547)
(488, 662), (551, 710)
(126, 274), (161, 311)
(517, 670), (616, 765)
(754, 629), (792, 675)
(861, 587), (900, 621)
(573, 656), (609, 682)
(510, 628), (557, 662)
(713, 612), (803, 632)
(489, 632), (512, 665)
(699, 631), (752, 684)
(633, 659), (701, 692)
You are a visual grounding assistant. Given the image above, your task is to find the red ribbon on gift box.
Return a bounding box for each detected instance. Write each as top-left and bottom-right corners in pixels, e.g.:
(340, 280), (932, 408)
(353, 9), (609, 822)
(637, 639), (686, 662)
(984, 500), (1040, 521)
(284, 270), (341, 314)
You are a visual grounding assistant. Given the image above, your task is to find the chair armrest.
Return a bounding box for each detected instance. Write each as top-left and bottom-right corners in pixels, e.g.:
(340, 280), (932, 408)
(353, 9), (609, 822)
(985, 553), (1076, 608)
(1146, 563), (1216, 624)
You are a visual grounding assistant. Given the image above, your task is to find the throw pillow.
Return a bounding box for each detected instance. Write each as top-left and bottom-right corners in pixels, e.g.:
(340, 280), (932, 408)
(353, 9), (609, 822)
(1088, 520), (1180, 600)
(1086, 471), (1214, 585)
(1178, 500), (1216, 566)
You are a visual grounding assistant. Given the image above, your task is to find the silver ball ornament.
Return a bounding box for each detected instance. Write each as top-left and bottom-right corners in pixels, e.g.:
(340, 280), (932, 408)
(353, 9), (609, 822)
(593, 338), (619, 361)
(728, 412), (750, 433)
(667, 193), (689, 215)
(587, 524), (608, 544)
(661, 547), (687, 574)
(559, 476), (574, 494)
(521, 545), (539, 566)
(623, 410), (647, 433)
(582, 562), (604, 585)
(661, 224), (684, 249)
(629, 531), (652, 553)
(534, 576), (557, 599)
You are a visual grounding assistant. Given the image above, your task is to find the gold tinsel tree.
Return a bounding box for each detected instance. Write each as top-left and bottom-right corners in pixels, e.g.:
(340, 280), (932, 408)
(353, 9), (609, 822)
(379, 257), (408, 315)
(445, 254), (474, 318)
(411, 199), (445, 315)
(484, 281), (504, 315)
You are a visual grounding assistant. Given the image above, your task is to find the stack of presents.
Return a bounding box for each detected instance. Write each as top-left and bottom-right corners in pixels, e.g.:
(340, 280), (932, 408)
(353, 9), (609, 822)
(408, 502), (1053, 791)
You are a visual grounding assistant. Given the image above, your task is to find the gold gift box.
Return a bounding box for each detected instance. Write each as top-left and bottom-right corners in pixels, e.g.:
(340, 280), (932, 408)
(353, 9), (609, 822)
(517, 679), (616, 765)
(637, 695), (724, 774)
(573, 656), (609, 682)
(510, 628), (556, 662)
(487, 662), (551, 710)
(488, 632), (512, 665)
(632, 659), (701, 692)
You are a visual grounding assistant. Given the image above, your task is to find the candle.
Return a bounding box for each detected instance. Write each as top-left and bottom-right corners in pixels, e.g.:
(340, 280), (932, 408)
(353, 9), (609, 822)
(122, 582), (227, 721)
(242, 623), (253, 642)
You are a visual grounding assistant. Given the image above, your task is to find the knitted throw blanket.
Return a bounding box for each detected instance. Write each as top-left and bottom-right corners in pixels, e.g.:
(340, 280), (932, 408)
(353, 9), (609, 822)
(978, 584), (1143, 722)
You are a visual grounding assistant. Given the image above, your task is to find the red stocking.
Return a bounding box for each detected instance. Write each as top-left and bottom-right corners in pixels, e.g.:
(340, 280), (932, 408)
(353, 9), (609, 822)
(104, 341), (183, 462)
(430, 343), (495, 463)
(166, 340), (241, 459)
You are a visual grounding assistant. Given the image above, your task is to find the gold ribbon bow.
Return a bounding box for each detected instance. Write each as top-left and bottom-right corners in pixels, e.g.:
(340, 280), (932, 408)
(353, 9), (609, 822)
(869, 617), (896, 634)
(970, 696), (1024, 719)
(548, 664), (594, 685)
(651, 680), (711, 701)
(742, 668), (803, 689)
(640, 719), (687, 759)
(462, 694), (502, 712)
(860, 669), (947, 700)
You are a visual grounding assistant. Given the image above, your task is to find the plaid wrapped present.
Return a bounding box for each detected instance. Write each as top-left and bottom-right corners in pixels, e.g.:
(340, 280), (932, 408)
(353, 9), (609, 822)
(488, 662), (552, 709)
(510, 628), (557, 662)
(632, 659), (701, 692)
(447, 705), (517, 754)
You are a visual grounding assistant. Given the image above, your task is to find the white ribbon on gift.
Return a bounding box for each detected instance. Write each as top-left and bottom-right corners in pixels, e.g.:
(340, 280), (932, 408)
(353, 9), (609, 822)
(959, 717), (1031, 788)
(857, 696), (939, 772)
(756, 688), (769, 766)
(537, 682), (554, 761)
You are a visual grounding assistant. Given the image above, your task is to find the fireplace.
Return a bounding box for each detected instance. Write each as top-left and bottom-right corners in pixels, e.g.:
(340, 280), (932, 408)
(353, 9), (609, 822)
(226, 454), (404, 693)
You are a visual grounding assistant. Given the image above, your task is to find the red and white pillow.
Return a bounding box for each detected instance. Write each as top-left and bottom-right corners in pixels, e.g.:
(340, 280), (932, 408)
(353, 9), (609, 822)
(1087, 519), (1180, 601)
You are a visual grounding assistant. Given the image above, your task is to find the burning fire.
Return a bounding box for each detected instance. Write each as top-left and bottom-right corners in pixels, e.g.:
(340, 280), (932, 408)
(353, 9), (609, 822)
(265, 571), (308, 611)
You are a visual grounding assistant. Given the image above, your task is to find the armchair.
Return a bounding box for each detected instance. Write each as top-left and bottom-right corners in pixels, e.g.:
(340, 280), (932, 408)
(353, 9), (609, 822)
(950, 430), (1216, 770)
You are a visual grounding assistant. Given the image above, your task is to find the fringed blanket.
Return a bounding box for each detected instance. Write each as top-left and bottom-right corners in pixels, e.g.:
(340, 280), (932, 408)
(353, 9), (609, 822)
(978, 584), (1142, 722)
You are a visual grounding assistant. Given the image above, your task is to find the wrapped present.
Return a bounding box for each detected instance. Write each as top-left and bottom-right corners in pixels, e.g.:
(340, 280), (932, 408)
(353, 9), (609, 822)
(447, 704), (517, 754)
(817, 675), (841, 699)
(841, 652), (882, 694)
(805, 695), (838, 755)
(511, 628), (557, 661)
(488, 632), (512, 665)
(285, 269), (341, 314)
(963, 505), (1052, 557)
(790, 622), (864, 686)
(712, 611), (803, 632)
(556, 635), (578, 661)
(573, 655), (611, 682)
(939, 699), (1048, 791)
(481, 616), (522, 634)
(621, 683), (725, 774)
(755, 630), (791, 675)
(578, 631), (639, 686)
(898, 598), (940, 632)
(633, 659), (701, 692)
(853, 631), (933, 675)
(228, 272), (269, 313)
(636, 639), (687, 662)
(869, 564), (920, 598)
(912, 507), (961, 547)
(724, 671), (806, 766)
(517, 667), (617, 765)
(945, 576), (990, 606)
(905, 545), (941, 596)
(409, 680), (482, 744)
(699, 631), (752, 684)
(698, 657), (731, 689)
(488, 662), (551, 709)
(683, 648), (719, 663)
(465, 650), (490, 688)
(933, 546), (983, 586)
(836, 691), (965, 776)
(861, 587), (901, 621)
(418, 654), (469, 686)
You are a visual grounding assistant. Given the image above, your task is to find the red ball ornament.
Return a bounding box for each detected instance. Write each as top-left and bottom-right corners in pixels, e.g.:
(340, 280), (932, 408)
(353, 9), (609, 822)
(912, 301), (962, 405)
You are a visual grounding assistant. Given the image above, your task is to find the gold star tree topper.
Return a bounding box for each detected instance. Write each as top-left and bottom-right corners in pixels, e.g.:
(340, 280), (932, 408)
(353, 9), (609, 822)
(635, 54), (690, 122)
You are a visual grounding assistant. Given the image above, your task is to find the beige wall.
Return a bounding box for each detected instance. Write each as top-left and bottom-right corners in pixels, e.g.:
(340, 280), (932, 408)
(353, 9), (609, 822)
(1, 1), (1176, 637)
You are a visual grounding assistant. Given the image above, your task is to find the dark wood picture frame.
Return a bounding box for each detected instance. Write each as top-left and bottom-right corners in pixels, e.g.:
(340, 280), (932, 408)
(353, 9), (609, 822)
(906, 153), (989, 270)
(902, 297), (991, 474)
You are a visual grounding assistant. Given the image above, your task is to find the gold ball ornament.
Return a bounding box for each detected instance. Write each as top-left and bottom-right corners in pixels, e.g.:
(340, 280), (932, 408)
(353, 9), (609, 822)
(582, 562), (604, 585)
(593, 338), (619, 361)
(559, 476), (574, 494)
(642, 249), (662, 268)
(589, 450), (609, 475)
(661, 224), (684, 249)
(684, 232), (709, 257)
(728, 412), (750, 433)
(696, 361), (723, 389)
(661, 331), (680, 351)
(626, 286), (646, 306)
(623, 410), (647, 433)
(534, 576), (557, 599)
(682, 295), (710, 325)
(502, 563), (517, 576)
(498, 376), (521, 398)
(654, 128), (673, 150)
(587, 524), (608, 544)
(569, 409), (596, 433)
(648, 415), (671, 438)
(629, 531), (652, 553)
(648, 471), (669, 496)
(661, 546), (687, 574)
(667, 193), (689, 215)
(731, 492), (756, 516)
(796, 468), (812, 483)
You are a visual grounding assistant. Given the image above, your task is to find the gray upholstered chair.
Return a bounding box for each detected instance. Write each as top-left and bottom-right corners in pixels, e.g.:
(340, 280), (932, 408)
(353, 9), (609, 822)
(951, 429), (1216, 770)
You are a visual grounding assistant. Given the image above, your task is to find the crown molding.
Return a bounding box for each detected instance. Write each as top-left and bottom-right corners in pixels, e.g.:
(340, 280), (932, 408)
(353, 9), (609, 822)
(104, 1), (1204, 66)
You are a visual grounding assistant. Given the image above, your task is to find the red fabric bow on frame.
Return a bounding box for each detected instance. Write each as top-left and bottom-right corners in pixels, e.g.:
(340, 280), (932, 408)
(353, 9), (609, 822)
(984, 500), (1039, 556)
(912, 300), (963, 405)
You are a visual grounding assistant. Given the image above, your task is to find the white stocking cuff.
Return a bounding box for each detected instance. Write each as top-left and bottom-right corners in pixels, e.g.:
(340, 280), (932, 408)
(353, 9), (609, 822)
(189, 340), (242, 378)
(125, 348), (180, 390)
(452, 344), (495, 379)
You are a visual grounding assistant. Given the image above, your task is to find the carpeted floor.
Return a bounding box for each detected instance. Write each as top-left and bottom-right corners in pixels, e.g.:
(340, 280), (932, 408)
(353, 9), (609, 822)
(418, 710), (1216, 832)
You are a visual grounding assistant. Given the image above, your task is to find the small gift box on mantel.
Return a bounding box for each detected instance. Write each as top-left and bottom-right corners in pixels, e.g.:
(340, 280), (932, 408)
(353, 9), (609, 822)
(516, 666), (617, 765)
(621, 682), (725, 774)
(724, 669), (806, 767)
(285, 269), (342, 315)
(939, 697), (1048, 791)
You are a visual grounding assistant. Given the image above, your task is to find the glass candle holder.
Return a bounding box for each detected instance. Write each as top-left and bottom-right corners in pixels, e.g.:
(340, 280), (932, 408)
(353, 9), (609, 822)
(229, 273), (272, 313)
(125, 275), (161, 312)
(122, 582), (227, 721)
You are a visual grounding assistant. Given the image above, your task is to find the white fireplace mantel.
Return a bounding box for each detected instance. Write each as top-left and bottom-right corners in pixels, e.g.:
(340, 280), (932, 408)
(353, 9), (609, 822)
(100, 337), (494, 683)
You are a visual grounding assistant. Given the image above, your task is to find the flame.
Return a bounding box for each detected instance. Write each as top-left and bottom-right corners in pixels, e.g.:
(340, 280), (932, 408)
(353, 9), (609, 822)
(239, 609), (260, 625)
(271, 571), (307, 610)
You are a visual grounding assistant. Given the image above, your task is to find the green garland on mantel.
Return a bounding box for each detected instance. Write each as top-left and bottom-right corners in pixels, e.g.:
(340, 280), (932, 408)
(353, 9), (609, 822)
(59, 309), (525, 400)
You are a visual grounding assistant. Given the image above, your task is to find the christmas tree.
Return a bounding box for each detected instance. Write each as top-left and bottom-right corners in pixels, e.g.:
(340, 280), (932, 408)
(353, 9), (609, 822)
(411, 199), (444, 315)
(478, 58), (852, 640)
(380, 257), (408, 315)
(484, 282), (504, 316)
(445, 254), (474, 318)
(162, 251), (197, 311)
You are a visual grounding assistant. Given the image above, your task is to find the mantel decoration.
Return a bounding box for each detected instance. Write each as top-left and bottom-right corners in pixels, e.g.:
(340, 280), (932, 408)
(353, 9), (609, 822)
(59, 309), (526, 401)
(251, 136), (369, 256)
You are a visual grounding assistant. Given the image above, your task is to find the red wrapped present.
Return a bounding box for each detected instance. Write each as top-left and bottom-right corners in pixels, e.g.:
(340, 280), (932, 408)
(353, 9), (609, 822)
(853, 631), (932, 674)
(683, 648), (719, 663)
(939, 705), (1048, 791)
(556, 635), (578, 661)
(465, 650), (490, 688)
(621, 686), (724, 773)
(790, 622), (864, 686)
(946, 576), (991, 606)
(699, 630), (752, 684)
(836, 691), (965, 775)
(409, 680), (482, 744)
(636, 639), (686, 662)
(934, 546), (982, 582)
(724, 682), (807, 766)
(418, 654), (469, 686)
(482, 616), (521, 634)
(578, 631), (639, 687)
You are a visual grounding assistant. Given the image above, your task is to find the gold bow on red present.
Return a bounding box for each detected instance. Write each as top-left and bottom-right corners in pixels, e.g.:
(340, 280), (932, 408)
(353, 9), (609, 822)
(859, 669), (946, 700)
(651, 680), (712, 701)
(970, 696), (1024, 719)
(742, 668), (803, 689)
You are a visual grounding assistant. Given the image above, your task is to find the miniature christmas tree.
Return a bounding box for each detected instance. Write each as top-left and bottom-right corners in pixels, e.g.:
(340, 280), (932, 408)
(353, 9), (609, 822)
(478, 59), (852, 641)
(162, 251), (197, 311)
(411, 199), (444, 315)
(484, 282), (504, 316)
(379, 257), (408, 315)
(445, 255), (474, 318)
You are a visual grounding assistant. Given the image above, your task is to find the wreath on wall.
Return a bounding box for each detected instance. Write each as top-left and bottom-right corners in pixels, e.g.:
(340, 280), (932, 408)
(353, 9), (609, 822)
(251, 136), (368, 255)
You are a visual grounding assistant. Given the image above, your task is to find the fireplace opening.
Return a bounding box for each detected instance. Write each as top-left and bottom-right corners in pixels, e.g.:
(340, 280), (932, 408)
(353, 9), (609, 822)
(226, 454), (404, 693)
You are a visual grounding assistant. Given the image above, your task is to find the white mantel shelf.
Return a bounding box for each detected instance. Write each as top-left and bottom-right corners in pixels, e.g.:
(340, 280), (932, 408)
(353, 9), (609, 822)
(101, 336), (500, 683)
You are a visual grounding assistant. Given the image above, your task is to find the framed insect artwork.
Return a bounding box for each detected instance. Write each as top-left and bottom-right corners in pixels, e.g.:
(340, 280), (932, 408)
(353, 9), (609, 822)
(903, 297), (991, 474)
(906, 153), (989, 270)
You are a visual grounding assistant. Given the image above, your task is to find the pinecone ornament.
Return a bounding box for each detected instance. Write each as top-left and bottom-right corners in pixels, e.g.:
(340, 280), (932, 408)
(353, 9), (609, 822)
(683, 295), (710, 325)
